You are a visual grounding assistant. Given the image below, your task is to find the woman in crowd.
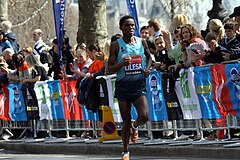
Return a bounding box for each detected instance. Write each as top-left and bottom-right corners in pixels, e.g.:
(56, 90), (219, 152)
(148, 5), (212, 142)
(208, 19), (225, 41)
(85, 44), (106, 78)
(179, 24), (207, 66)
(21, 45), (33, 57)
(9, 52), (36, 137)
(70, 48), (92, 79)
(162, 14), (189, 71)
(24, 54), (49, 83)
(70, 48), (92, 138)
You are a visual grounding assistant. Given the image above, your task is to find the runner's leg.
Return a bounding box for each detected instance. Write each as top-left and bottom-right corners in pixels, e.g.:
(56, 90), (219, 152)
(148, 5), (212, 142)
(118, 99), (132, 152)
(133, 95), (149, 128)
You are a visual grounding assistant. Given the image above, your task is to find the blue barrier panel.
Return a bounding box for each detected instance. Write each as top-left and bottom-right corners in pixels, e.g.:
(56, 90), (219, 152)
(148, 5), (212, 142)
(146, 70), (168, 121)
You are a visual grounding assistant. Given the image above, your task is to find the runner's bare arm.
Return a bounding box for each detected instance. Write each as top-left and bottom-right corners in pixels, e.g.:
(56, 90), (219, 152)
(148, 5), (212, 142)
(108, 41), (131, 74)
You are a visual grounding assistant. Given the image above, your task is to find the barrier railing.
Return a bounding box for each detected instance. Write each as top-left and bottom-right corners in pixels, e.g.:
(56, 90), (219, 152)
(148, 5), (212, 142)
(0, 62), (240, 146)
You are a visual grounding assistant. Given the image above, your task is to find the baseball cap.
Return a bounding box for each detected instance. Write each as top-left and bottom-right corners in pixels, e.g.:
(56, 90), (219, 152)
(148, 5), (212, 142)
(229, 6), (240, 18)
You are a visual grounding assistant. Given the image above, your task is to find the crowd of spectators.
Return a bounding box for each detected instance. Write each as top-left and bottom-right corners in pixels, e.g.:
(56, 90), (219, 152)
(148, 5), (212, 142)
(0, 6), (239, 140)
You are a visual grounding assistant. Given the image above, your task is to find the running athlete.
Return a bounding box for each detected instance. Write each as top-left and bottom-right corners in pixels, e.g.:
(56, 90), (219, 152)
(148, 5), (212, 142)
(108, 15), (152, 160)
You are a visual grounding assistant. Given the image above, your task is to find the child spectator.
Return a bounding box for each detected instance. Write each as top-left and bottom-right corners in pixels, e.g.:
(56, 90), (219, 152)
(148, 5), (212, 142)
(204, 32), (229, 64)
(219, 23), (240, 60)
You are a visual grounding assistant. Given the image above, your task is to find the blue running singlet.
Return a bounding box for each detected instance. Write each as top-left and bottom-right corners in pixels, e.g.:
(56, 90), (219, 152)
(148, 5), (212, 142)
(115, 36), (146, 102)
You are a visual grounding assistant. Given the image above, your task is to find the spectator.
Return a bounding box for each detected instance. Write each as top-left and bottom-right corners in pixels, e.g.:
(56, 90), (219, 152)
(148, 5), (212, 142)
(22, 45), (33, 58)
(73, 43), (87, 59)
(32, 29), (49, 65)
(162, 14), (189, 71)
(147, 18), (161, 38)
(0, 30), (14, 55)
(62, 35), (74, 76)
(140, 26), (149, 39)
(219, 23), (240, 60)
(204, 32), (227, 64)
(0, 56), (9, 94)
(153, 35), (175, 71)
(172, 14), (189, 30)
(75, 43), (87, 51)
(145, 36), (157, 63)
(48, 39), (62, 80)
(70, 49), (92, 79)
(24, 54), (49, 82)
(229, 6), (240, 41)
(111, 34), (122, 43)
(2, 48), (15, 70)
(172, 27), (181, 46)
(11, 53), (40, 122)
(208, 19), (225, 41)
(70, 48), (92, 138)
(85, 44), (105, 78)
(1, 20), (19, 53)
(179, 24), (207, 66)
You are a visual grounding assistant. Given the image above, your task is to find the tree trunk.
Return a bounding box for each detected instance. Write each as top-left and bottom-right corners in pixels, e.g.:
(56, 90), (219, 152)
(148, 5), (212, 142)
(77, 0), (108, 49)
(0, 0), (8, 22)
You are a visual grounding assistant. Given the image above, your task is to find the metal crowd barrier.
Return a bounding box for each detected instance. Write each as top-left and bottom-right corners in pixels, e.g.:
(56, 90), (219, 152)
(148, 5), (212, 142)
(0, 64), (239, 148)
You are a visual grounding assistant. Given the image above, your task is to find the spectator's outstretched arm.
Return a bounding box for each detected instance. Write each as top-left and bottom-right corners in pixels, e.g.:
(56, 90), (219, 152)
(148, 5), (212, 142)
(142, 39), (152, 77)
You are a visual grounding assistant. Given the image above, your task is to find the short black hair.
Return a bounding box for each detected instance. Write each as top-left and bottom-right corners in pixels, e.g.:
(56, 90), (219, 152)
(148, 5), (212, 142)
(224, 23), (234, 30)
(146, 36), (156, 50)
(63, 35), (69, 45)
(52, 38), (58, 45)
(12, 53), (25, 68)
(205, 32), (218, 42)
(140, 26), (148, 32)
(88, 44), (100, 52)
(119, 15), (134, 27)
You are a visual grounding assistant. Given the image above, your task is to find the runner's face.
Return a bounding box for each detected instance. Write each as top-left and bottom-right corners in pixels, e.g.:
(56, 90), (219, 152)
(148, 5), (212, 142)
(121, 19), (135, 36)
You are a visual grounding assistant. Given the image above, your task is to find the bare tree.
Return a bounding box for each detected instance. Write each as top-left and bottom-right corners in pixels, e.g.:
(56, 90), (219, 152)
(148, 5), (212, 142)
(6, 0), (78, 49)
(0, 0), (8, 22)
(77, 0), (108, 49)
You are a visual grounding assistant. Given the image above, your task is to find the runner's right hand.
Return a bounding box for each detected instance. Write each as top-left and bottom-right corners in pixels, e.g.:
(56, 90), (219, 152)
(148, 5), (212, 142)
(122, 57), (131, 66)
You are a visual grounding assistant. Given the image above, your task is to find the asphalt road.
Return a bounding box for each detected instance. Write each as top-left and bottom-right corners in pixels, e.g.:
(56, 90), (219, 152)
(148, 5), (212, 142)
(0, 149), (237, 160)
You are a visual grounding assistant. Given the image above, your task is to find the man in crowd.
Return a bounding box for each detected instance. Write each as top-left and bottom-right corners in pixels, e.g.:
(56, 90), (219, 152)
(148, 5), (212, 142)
(147, 18), (161, 38)
(32, 29), (49, 65)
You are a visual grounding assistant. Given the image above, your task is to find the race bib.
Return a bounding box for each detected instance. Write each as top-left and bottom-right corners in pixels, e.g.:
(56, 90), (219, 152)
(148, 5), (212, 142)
(124, 56), (143, 76)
